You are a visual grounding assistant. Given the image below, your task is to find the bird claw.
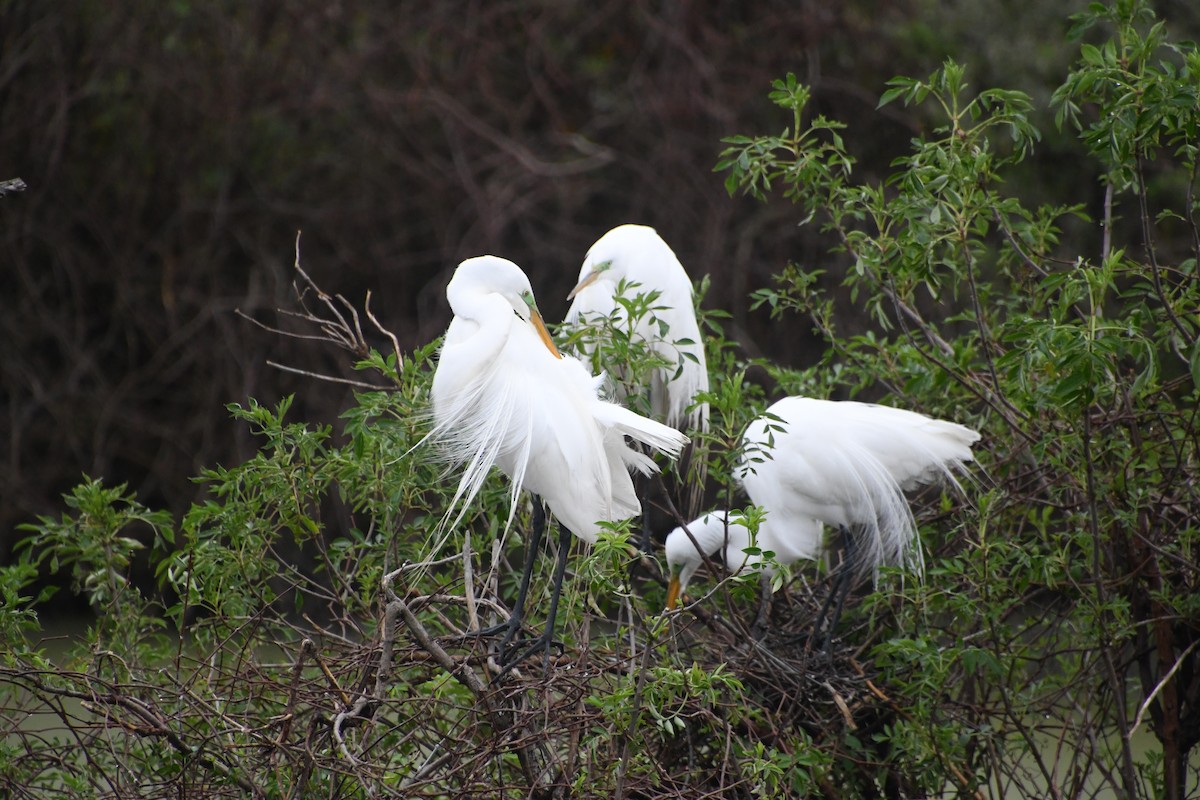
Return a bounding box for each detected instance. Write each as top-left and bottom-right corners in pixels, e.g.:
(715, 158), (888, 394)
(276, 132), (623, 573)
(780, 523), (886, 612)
(460, 621), (518, 640)
(492, 634), (565, 678)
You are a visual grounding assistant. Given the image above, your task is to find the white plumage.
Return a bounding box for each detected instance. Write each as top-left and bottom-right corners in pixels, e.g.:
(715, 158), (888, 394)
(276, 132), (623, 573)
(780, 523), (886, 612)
(564, 224), (709, 431)
(663, 511), (764, 603)
(665, 396), (979, 606)
(430, 255), (690, 544)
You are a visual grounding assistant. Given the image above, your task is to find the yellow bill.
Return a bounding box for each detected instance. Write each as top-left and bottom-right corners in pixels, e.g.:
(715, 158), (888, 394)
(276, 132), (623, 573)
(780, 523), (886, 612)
(665, 574), (682, 610)
(566, 260), (611, 301)
(566, 268), (601, 301)
(530, 306), (562, 359)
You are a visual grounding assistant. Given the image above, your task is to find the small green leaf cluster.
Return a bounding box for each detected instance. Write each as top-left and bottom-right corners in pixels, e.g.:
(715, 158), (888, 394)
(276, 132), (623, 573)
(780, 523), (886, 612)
(562, 278), (679, 419)
(17, 478), (173, 646)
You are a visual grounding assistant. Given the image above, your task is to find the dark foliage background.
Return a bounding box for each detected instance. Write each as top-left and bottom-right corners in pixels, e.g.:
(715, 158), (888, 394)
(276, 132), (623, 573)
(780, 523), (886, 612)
(2, 0), (1197, 603)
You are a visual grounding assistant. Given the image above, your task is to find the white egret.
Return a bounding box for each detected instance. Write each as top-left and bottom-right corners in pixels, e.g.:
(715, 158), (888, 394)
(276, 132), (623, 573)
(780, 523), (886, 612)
(663, 511), (766, 599)
(565, 224), (709, 432)
(429, 255), (690, 666)
(664, 396), (979, 630)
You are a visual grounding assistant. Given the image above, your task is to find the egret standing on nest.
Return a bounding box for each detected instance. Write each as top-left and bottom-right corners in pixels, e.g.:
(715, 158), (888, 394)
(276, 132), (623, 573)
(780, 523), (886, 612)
(430, 255), (689, 667)
(665, 396), (978, 640)
(565, 224), (709, 432)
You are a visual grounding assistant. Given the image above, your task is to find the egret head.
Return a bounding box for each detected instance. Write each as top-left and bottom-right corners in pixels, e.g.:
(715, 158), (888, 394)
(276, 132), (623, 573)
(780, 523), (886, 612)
(566, 258), (612, 300)
(663, 511), (753, 610)
(451, 255), (561, 359)
(567, 224), (665, 300)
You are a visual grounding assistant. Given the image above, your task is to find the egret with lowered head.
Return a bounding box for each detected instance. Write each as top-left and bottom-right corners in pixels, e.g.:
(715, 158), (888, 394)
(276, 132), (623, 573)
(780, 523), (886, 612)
(664, 396), (979, 638)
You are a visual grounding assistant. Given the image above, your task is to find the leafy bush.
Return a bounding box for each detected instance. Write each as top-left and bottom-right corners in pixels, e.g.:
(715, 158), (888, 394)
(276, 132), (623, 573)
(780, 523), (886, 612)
(3, 1), (1198, 797)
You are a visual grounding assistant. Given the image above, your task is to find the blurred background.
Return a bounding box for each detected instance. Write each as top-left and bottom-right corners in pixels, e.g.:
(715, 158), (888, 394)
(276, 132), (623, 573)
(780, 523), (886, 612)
(3, 0), (1197, 611)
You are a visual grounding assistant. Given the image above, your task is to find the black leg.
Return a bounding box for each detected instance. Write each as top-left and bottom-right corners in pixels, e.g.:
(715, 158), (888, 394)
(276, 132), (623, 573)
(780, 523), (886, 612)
(636, 461), (654, 555)
(497, 522), (572, 676)
(540, 524), (574, 658)
(639, 507), (654, 555)
(814, 526), (856, 652)
(463, 502), (574, 677)
(461, 501), (547, 645)
(497, 501), (547, 653)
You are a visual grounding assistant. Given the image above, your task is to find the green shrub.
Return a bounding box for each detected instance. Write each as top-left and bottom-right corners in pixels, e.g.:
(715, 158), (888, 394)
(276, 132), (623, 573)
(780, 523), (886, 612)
(3, 1), (1198, 796)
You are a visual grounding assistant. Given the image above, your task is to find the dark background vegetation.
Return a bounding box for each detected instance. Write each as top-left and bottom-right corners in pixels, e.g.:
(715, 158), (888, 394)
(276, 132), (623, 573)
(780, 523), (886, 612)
(2, 0), (1198, 606)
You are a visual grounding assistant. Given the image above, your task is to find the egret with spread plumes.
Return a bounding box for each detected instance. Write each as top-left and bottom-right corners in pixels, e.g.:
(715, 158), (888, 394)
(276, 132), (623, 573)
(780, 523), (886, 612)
(664, 396), (979, 636)
(429, 255), (690, 668)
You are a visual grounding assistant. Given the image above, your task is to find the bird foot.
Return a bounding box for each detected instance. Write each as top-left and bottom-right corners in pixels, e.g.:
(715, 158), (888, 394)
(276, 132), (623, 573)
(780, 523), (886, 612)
(461, 620), (517, 639)
(493, 634), (565, 679)
(459, 618), (532, 664)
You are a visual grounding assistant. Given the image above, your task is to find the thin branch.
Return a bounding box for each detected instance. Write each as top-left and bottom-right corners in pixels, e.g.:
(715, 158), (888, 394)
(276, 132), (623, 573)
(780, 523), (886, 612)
(1129, 640), (1200, 739)
(1186, 149), (1200, 263)
(426, 88), (616, 178)
(1102, 181), (1114, 262)
(264, 359), (384, 390)
(365, 289), (404, 374)
(1137, 156), (1191, 343)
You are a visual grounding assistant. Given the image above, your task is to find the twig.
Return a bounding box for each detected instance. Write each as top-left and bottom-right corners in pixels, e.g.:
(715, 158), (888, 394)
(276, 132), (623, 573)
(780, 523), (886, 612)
(365, 289), (404, 375)
(313, 648), (352, 707)
(1136, 156), (1191, 343)
(382, 553), (464, 596)
(260, 359), (381, 391)
(614, 623), (657, 800)
(275, 639), (313, 748)
(1101, 182), (1114, 262)
(264, 359), (383, 390)
(1129, 639), (1199, 739)
(824, 682), (857, 730)
(394, 599), (487, 696)
(463, 530), (480, 631)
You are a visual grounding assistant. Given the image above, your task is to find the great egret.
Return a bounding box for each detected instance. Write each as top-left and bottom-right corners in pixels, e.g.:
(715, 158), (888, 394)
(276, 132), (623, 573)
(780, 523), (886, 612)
(663, 510), (768, 598)
(664, 396), (979, 629)
(565, 224), (709, 432)
(429, 255), (689, 666)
